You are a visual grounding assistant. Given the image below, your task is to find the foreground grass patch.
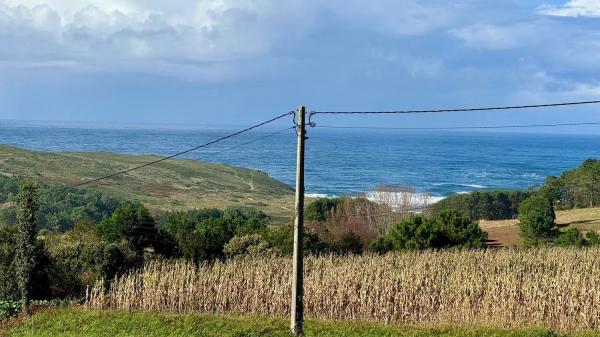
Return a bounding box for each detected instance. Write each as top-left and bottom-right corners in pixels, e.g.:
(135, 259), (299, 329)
(6, 309), (600, 337)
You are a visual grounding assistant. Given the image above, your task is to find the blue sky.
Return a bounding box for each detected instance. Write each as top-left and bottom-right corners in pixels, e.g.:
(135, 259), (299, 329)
(1, 0), (600, 131)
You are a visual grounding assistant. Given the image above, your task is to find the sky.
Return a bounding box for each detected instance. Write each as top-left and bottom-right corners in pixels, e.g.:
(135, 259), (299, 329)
(1, 0), (600, 131)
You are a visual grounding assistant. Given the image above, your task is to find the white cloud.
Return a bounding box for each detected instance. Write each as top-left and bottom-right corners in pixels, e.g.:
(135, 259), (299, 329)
(512, 71), (600, 104)
(449, 23), (539, 50)
(325, 0), (460, 36)
(538, 0), (600, 17)
(0, 0), (465, 80)
(0, 1), (297, 77)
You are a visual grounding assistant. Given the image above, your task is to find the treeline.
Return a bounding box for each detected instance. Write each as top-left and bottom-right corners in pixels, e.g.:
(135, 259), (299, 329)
(0, 176), (122, 231)
(538, 159), (600, 209)
(426, 190), (530, 220)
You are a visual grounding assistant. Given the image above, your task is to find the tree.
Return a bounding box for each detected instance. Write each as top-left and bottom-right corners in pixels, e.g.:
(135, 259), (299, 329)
(96, 203), (174, 256)
(15, 181), (39, 316)
(427, 190), (529, 220)
(369, 211), (486, 252)
(518, 194), (556, 246)
(383, 215), (441, 250)
(305, 198), (340, 221)
(435, 211), (487, 248)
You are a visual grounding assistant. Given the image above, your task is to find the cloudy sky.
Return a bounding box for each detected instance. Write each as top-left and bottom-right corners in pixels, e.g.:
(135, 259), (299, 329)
(1, 0), (600, 129)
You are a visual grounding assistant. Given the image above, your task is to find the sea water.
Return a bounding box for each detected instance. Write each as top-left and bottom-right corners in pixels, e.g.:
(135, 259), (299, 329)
(2, 121), (600, 199)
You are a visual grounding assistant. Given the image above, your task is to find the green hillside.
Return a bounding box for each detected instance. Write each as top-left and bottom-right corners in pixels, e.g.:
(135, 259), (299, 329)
(0, 144), (294, 220)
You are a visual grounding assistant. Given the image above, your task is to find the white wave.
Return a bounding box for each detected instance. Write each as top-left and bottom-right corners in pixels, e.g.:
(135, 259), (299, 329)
(305, 193), (335, 198)
(429, 196), (446, 203)
(431, 182), (487, 189)
(463, 184), (486, 189)
(364, 191), (444, 211)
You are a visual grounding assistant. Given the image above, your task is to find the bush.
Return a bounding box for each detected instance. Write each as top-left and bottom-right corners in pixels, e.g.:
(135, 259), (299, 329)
(332, 232), (363, 255)
(554, 228), (586, 247)
(427, 190), (530, 220)
(371, 211), (486, 253)
(305, 198), (342, 221)
(436, 211), (487, 248)
(519, 194), (556, 246)
(223, 234), (272, 257)
(262, 225), (330, 256)
(586, 231), (600, 245)
(157, 207), (271, 263)
(0, 300), (19, 320)
(44, 223), (140, 297)
(369, 236), (393, 254)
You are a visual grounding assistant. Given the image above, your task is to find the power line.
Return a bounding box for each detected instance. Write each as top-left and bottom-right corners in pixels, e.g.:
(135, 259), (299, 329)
(310, 100), (600, 116)
(314, 121), (600, 131)
(195, 126), (295, 160)
(42, 112), (294, 196)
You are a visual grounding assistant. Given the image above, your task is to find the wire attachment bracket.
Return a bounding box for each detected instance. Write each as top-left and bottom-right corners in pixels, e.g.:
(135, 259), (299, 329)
(307, 111), (317, 127)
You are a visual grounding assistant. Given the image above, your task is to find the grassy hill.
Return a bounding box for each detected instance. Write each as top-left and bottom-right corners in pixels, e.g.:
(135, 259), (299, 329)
(0, 144), (294, 220)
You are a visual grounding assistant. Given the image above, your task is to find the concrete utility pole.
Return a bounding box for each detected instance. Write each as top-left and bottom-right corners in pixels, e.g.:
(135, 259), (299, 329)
(291, 106), (306, 335)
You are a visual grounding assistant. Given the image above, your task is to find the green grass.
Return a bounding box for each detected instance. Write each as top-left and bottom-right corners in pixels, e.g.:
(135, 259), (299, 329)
(0, 144), (294, 221)
(6, 309), (600, 337)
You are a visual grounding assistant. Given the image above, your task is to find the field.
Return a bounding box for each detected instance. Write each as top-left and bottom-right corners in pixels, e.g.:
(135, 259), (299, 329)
(481, 207), (600, 246)
(87, 248), (600, 332)
(0, 144), (294, 221)
(5, 309), (598, 337)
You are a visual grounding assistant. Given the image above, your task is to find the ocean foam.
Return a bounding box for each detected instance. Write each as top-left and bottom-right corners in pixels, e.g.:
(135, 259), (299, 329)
(305, 193), (335, 199)
(364, 191), (444, 212)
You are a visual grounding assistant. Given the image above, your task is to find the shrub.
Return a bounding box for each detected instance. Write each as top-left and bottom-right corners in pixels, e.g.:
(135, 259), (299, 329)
(436, 211), (487, 248)
(263, 225), (330, 256)
(586, 231), (600, 245)
(181, 217), (232, 263)
(305, 197), (398, 250)
(44, 224), (140, 297)
(371, 211), (486, 253)
(156, 207), (270, 263)
(369, 236), (393, 254)
(519, 194), (556, 246)
(305, 198), (341, 221)
(0, 300), (19, 320)
(554, 228), (586, 247)
(223, 234), (272, 257)
(332, 232), (363, 255)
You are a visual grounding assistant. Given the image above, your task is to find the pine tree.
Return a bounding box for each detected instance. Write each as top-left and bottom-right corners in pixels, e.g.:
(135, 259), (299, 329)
(15, 181), (39, 316)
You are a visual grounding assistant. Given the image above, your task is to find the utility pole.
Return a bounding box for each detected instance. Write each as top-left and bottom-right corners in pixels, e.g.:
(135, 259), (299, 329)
(291, 106), (306, 335)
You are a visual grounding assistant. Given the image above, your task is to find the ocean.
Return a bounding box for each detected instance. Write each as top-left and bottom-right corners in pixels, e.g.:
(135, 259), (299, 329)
(2, 121), (600, 199)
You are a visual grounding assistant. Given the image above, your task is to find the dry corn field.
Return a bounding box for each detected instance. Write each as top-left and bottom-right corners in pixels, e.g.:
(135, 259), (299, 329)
(88, 248), (600, 331)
